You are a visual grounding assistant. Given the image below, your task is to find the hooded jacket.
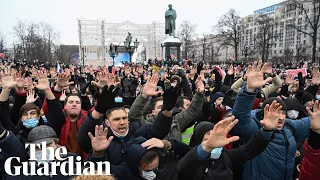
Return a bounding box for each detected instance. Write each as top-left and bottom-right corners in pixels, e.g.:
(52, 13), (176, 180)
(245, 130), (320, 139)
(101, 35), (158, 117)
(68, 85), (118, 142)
(232, 85), (310, 180)
(177, 128), (273, 180)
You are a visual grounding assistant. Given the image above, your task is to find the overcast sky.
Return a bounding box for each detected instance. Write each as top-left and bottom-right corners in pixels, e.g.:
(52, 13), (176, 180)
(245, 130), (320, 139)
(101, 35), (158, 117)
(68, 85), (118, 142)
(1, 0), (283, 46)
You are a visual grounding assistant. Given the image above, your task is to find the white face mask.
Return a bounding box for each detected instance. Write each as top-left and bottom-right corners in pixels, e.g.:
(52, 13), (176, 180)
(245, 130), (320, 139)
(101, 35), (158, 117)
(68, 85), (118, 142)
(34, 148), (52, 163)
(141, 170), (157, 180)
(287, 110), (299, 119)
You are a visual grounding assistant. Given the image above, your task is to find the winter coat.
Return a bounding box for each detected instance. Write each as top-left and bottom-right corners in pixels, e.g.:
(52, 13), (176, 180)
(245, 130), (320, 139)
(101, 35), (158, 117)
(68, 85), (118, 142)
(79, 110), (173, 166)
(232, 85), (310, 180)
(298, 130), (320, 180)
(231, 75), (282, 99)
(177, 129), (273, 180)
(46, 97), (88, 158)
(128, 92), (205, 141)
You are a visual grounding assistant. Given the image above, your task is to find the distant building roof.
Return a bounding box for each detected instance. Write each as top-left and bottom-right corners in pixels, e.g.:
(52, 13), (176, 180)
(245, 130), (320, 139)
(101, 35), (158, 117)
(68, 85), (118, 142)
(253, 3), (282, 15)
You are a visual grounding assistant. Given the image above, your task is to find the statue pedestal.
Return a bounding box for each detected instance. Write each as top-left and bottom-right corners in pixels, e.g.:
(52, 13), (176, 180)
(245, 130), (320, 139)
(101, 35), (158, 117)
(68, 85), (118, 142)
(161, 36), (181, 61)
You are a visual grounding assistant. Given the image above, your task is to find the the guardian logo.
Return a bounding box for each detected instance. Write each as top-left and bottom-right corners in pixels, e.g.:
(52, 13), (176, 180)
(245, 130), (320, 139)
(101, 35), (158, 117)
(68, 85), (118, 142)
(4, 142), (110, 176)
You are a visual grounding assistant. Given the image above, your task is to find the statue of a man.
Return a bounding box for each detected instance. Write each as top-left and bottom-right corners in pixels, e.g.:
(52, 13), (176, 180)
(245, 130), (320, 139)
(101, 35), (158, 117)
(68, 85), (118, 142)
(165, 4), (177, 36)
(126, 32), (133, 47)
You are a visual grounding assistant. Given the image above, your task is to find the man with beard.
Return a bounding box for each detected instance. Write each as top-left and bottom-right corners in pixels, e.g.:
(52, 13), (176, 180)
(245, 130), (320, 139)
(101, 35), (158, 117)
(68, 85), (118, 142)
(42, 72), (88, 158)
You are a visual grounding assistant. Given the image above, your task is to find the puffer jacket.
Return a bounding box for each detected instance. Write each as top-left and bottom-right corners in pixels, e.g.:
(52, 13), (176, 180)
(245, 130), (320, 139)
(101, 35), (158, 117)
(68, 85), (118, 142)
(231, 75), (282, 99)
(232, 85), (310, 180)
(128, 92), (205, 141)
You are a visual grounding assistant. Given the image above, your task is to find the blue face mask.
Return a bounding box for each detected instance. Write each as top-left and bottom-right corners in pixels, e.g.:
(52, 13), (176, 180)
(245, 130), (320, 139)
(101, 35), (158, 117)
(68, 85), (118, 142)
(210, 147), (223, 159)
(23, 118), (39, 129)
(317, 95), (320, 100)
(115, 97), (123, 103)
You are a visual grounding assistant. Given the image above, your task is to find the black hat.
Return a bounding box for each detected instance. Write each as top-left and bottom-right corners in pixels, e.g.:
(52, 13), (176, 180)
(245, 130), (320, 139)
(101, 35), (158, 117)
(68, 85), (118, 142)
(262, 97), (287, 112)
(302, 92), (314, 105)
(194, 122), (214, 145)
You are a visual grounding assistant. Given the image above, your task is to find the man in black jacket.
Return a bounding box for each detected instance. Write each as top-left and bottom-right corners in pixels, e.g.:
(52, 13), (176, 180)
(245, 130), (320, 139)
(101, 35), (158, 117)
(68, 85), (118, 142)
(78, 74), (181, 166)
(177, 100), (282, 180)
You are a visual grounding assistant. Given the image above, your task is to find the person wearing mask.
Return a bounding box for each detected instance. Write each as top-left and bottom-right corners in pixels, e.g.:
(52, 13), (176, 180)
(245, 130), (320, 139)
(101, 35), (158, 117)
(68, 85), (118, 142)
(232, 60), (319, 180)
(2, 125), (77, 179)
(88, 126), (189, 180)
(129, 74), (205, 142)
(78, 74), (181, 166)
(0, 68), (45, 145)
(177, 100), (280, 180)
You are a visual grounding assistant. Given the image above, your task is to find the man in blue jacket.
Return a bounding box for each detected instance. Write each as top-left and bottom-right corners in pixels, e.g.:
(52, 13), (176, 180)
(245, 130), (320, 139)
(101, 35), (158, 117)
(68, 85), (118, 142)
(232, 60), (320, 180)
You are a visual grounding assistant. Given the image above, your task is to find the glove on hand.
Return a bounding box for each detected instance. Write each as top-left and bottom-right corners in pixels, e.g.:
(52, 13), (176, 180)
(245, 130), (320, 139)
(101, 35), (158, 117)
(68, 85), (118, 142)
(197, 62), (204, 75)
(162, 85), (182, 111)
(95, 85), (120, 113)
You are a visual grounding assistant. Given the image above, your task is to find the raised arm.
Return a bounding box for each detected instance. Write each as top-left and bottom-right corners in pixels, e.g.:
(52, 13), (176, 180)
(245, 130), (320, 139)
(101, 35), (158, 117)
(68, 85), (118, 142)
(128, 74), (161, 123)
(299, 100), (320, 180)
(134, 84), (181, 139)
(33, 71), (66, 136)
(229, 101), (283, 166)
(174, 76), (205, 132)
(232, 60), (273, 141)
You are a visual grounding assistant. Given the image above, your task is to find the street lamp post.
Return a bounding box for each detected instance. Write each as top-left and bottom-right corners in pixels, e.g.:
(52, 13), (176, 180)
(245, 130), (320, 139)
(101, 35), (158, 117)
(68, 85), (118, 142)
(81, 47), (85, 66)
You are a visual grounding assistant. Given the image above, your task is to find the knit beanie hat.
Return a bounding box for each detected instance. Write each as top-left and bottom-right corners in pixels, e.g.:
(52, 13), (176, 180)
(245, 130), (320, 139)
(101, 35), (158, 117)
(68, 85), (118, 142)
(220, 85), (230, 95)
(262, 97), (287, 112)
(194, 121), (214, 145)
(302, 92), (314, 105)
(268, 91), (280, 98)
(211, 92), (225, 103)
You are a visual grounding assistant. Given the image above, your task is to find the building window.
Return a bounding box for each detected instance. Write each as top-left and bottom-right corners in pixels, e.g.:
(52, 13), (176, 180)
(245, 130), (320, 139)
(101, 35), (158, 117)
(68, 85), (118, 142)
(304, 40), (306, 45)
(274, 50), (277, 54)
(280, 50), (282, 54)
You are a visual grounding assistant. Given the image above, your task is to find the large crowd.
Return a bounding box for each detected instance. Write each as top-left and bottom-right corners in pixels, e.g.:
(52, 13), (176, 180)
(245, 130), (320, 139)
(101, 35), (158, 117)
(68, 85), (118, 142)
(0, 58), (320, 180)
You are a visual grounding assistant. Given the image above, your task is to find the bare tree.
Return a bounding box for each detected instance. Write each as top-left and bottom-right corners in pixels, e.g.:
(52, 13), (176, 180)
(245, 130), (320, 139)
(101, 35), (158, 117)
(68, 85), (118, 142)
(215, 9), (241, 61)
(12, 20), (59, 62)
(179, 20), (197, 59)
(254, 14), (278, 62)
(284, 46), (294, 62)
(288, 0), (320, 63)
(0, 31), (5, 53)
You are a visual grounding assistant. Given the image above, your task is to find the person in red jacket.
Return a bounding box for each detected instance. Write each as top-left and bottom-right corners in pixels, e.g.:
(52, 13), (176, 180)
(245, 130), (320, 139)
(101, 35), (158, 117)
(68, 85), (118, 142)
(298, 100), (320, 180)
(38, 71), (89, 158)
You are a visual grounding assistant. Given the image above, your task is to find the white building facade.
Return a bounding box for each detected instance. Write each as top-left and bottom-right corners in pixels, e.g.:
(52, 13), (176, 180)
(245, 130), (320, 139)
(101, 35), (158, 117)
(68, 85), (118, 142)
(78, 19), (165, 65)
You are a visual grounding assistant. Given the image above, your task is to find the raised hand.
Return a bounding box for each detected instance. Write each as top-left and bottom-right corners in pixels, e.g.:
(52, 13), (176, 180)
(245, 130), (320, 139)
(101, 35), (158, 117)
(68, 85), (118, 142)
(26, 89), (39, 103)
(59, 90), (67, 101)
(311, 67), (319, 77)
(15, 72), (25, 89)
(227, 64), (234, 75)
(285, 74), (294, 85)
(1, 68), (17, 90)
(162, 84), (181, 111)
(195, 76), (205, 93)
(34, 70), (50, 91)
(202, 116), (239, 150)
(88, 125), (114, 152)
(260, 101), (282, 131)
(312, 72), (320, 85)
(95, 85), (120, 114)
(264, 62), (274, 76)
(92, 71), (115, 89)
(142, 73), (162, 97)
(56, 73), (74, 88)
(307, 100), (320, 134)
(141, 138), (164, 149)
(246, 60), (273, 92)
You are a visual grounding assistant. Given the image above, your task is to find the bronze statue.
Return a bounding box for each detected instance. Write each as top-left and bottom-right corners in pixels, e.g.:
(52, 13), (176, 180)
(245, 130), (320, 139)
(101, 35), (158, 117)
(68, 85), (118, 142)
(126, 32), (133, 47)
(165, 4), (177, 36)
